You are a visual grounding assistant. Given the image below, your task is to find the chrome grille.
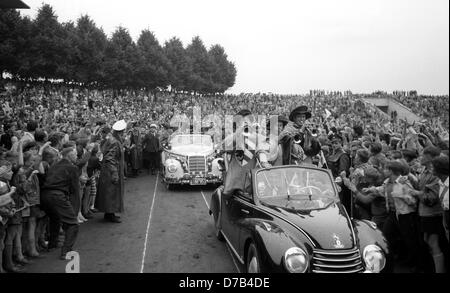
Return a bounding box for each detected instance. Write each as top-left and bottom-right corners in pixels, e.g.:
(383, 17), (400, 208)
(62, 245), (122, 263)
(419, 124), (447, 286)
(188, 156), (206, 173)
(311, 247), (364, 273)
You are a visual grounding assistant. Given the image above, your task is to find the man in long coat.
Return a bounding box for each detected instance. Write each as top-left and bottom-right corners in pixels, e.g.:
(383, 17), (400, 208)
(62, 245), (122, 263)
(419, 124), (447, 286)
(95, 120), (126, 223)
(129, 122), (142, 177)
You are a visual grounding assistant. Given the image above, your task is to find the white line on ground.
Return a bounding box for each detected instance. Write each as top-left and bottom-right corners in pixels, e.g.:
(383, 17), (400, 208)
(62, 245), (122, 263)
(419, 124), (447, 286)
(140, 173), (159, 273)
(200, 190), (240, 273)
(226, 243), (242, 273)
(200, 190), (210, 211)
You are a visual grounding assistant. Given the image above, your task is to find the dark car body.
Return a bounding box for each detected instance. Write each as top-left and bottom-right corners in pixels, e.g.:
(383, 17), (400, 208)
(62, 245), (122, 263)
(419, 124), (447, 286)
(209, 165), (390, 273)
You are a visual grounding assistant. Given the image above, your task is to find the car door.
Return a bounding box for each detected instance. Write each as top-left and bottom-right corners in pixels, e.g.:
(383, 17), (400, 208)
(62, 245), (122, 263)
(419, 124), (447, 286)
(221, 172), (254, 259)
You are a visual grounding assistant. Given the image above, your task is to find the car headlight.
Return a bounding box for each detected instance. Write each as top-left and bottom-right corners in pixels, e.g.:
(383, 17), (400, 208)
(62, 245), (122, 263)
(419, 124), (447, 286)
(363, 245), (386, 273)
(167, 164), (178, 173)
(284, 247), (308, 273)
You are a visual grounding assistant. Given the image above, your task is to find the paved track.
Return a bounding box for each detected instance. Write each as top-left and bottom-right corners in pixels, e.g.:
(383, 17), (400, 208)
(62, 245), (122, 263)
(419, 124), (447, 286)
(25, 173), (237, 273)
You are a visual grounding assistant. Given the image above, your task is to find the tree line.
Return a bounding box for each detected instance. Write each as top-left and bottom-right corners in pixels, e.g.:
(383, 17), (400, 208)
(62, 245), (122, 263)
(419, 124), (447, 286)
(0, 4), (237, 93)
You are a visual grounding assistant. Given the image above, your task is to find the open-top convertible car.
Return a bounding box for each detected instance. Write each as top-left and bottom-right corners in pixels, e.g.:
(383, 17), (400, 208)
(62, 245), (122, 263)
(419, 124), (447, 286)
(162, 134), (223, 189)
(209, 165), (390, 273)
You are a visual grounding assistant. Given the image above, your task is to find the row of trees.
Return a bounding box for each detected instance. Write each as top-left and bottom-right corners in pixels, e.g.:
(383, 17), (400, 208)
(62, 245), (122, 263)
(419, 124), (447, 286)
(0, 4), (237, 93)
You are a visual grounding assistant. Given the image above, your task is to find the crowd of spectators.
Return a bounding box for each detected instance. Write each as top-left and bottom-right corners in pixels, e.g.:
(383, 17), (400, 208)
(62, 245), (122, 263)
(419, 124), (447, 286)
(0, 79), (448, 273)
(393, 94), (449, 128)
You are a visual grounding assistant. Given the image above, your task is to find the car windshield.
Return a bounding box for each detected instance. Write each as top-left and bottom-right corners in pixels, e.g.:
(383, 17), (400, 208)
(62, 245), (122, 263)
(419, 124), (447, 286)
(170, 135), (213, 147)
(255, 167), (338, 211)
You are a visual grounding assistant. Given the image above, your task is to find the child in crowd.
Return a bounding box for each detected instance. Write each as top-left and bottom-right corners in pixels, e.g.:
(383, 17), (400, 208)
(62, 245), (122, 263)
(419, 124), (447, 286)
(12, 151), (44, 258)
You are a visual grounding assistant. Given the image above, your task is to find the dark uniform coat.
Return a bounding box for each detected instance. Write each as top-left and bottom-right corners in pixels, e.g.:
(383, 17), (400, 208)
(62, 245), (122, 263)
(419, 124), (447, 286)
(95, 134), (125, 213)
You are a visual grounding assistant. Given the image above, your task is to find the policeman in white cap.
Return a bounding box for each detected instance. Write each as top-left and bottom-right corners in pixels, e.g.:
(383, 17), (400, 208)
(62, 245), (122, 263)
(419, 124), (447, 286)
(95, 120), (126, 223)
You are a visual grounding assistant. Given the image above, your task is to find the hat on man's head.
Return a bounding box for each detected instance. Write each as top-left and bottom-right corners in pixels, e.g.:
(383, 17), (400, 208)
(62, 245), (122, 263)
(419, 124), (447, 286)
(112, 120), (127, 131)
(289, 106), (311, 122)
(278, 115), (289, 126)
(150, 124), (158, 129)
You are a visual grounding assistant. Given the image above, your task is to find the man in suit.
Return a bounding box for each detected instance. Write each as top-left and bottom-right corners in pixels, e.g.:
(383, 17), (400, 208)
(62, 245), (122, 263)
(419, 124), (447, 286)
(40, 147), (80, 260)
(143, 124), (161, 175)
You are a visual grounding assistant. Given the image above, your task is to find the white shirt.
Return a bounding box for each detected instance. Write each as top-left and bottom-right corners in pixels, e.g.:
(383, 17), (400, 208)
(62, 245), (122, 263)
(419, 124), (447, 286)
(439, 177), (449, 210)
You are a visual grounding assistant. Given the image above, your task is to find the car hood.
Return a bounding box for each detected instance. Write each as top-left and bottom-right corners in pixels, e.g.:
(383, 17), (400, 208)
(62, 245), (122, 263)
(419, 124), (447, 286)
(262, 199), (355, 249)
(170, 145), (213, 156)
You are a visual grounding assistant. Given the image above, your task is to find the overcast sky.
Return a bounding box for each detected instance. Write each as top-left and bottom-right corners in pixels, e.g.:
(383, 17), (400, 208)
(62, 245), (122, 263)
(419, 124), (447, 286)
(20, 0), (449, 95)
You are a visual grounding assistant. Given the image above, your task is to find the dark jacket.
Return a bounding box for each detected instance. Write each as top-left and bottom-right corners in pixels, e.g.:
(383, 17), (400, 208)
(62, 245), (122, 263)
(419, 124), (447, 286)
(0, 133), (12, 150)
(41, 158), (80, 213)
(327, 149), (351, 178)
(143, 133), (160, 153)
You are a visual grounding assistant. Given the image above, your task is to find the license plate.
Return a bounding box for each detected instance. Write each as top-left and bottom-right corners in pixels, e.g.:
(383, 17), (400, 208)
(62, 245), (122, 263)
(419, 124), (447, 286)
(191, 178), (207, 185)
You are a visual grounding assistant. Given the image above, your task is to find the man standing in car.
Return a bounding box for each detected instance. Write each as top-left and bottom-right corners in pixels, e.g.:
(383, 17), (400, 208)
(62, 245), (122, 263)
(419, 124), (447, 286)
(279, 105), (319, 165)
(221, 109), (271, 195)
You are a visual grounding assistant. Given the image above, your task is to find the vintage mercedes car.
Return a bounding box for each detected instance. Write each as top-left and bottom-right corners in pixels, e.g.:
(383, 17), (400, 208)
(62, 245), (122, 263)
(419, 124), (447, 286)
(162, 134), (223, 189)
(209, 165), (390, 273)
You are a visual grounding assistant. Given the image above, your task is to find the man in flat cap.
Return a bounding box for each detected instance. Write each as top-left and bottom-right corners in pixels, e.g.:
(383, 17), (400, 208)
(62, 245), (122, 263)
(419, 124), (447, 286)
(96, 120), (126, 223)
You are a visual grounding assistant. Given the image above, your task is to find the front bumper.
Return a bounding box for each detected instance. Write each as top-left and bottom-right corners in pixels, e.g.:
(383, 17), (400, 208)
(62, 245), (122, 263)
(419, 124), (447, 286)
(164, 174), (222, 185)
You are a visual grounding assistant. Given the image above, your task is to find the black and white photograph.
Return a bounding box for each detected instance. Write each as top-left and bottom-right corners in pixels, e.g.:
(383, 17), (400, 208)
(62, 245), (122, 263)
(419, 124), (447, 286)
(0, 0), (449, 281)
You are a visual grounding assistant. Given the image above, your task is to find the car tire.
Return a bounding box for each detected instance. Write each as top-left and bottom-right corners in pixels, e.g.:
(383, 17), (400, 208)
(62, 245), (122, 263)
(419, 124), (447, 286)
(246, 243), (262, 273)
(166, 183), (173, 190)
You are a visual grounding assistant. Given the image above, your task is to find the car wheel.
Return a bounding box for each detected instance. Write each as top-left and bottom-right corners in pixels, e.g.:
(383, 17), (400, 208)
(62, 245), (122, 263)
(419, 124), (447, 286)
(246, 243), (261, 273)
